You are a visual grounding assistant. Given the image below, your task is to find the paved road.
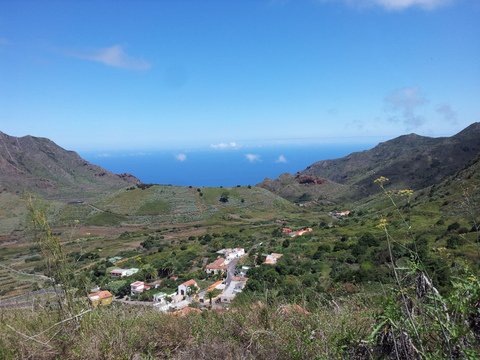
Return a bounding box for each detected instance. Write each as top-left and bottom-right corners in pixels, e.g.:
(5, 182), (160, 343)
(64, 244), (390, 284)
(225, 258), (239, 287)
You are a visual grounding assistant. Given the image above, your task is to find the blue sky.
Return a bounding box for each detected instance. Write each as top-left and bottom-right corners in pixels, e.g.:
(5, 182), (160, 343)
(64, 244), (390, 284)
(0, 0), (479, 151)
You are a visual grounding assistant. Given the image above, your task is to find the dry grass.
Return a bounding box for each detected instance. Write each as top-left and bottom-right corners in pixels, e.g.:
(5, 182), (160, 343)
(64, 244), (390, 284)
(0, 297), (374, 360)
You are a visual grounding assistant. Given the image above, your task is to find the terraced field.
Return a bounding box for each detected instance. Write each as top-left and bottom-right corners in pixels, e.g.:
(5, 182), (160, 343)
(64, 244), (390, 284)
(0, 266), (47, 299)
(87, 185), (297, 225)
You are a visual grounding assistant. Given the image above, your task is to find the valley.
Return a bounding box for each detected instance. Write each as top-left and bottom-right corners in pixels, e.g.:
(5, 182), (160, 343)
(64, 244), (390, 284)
(0, 126), (479, 359)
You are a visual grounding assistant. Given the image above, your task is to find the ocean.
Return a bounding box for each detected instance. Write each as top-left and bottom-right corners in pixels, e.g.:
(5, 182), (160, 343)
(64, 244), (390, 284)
(81, 144), (373, 187)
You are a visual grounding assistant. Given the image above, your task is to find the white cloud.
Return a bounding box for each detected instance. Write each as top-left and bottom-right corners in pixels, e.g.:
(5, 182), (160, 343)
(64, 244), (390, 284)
(275, 155), (288, 163)
(317, 0), (452, 11)
(175, 153), (187, 162)
(96, 153), (111, 158)
(127, 152), (150, 157)
(70, 45), (151, 70)
(385, 87), (427, 128)
(370, 0), (451, 10)
(436, 103), (457, 124)
(245, 154), (261, 163)
(210, 142), (241, 150)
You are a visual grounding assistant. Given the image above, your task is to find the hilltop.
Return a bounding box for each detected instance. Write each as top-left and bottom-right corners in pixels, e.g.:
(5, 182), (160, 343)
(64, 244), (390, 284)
(0, 131), (139, 201)
(54, 184), (298, 228)
(259, 122), (480, 203)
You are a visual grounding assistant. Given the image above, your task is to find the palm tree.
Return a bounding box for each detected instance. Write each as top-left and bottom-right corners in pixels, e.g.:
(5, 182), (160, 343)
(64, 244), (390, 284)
(141, 264), (157, 281)
(207, 291), (214, 308)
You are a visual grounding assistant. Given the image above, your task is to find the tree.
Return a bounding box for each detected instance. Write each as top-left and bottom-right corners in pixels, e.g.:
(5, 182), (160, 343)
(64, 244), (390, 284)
(207, 291), (214, 307)
(141, 264), (157, 281)
(219, 192), (229, 203)
(272, 228), (283, 237)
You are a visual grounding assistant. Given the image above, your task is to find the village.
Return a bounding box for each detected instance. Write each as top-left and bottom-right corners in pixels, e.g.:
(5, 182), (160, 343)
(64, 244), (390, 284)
(86, 226), (317, 315)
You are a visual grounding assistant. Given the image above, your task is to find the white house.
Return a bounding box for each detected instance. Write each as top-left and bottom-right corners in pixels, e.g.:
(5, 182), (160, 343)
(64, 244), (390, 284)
(205, 257), (227, 275)
(217, 248), (245, 264)
(177, 279), (198, 297)
(130, 281), (150, 295)
(110, 268), (139, 278)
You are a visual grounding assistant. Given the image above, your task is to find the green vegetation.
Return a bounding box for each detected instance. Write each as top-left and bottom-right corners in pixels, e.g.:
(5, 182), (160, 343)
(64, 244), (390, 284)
(136, 199), (171, 215)
(1, 131), (480, 359)
(85, 211), (126, 226)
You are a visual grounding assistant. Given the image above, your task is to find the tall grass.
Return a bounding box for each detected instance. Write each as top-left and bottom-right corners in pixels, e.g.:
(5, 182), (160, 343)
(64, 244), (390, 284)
(0, 296), (374, 360)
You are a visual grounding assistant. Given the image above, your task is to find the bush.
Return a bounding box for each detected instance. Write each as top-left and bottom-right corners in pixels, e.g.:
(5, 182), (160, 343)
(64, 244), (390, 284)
(219, 192), (229, 203)
(358, 233), (379, 247)
(446, 235), (465, 249)
(447, 222), (461, 232)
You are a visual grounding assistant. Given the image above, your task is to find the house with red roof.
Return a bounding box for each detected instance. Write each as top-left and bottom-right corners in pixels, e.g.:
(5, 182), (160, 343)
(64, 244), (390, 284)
(88, 290), (113, 307)
(110, 268), (139, 278)
(130, 281), (150, 295)
(289, 227), (313, 238)
(177, 279), (199, 297)
(205, 257), (227, 275)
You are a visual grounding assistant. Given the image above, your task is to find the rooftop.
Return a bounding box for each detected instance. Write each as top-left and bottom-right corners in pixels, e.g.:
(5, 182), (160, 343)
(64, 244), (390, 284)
(88, 290), (113, 300)
(181, 279), (198, 287)
(206, 257), (227, 270)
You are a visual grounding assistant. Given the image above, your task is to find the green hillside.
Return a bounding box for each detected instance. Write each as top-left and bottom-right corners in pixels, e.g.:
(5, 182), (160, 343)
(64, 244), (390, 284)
(86, 184), (297, 225)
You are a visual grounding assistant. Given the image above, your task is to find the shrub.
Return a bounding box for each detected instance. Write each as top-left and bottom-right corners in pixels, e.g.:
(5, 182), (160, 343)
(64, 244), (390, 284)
(447, 222), (461, 232)
(446, 235), (465, 249)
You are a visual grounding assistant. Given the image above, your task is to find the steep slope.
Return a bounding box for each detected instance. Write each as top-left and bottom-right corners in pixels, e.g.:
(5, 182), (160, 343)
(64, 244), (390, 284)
(259, 123), (480, 202)
(412, 154), (480, 218)
(0, 131), (139, 200)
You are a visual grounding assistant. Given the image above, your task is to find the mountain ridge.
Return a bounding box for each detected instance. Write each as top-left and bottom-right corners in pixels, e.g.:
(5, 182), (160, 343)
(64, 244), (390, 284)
(0, 131), (139, 200)
(259, 123), (480, 203)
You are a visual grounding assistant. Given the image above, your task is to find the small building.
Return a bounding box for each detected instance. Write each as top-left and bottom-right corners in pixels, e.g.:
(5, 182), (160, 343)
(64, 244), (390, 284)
(282, 227), (293, 234)
(264, 253), (283, 265)
(217, 248), (246, 263)
(289, 228), (313, 238)
(130, 281), (150, 295)
(153, 292), (168, 303)
(199, 280), (225, 304)
(331, 210), (351, 218)
(108, 256), (122, 263)
(178, 279), (199, 297)
(205, 257), (227, 275)
(88, 290), (113, 307)
(110, 268), (139, 278)
(207, 280), (224, 292)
